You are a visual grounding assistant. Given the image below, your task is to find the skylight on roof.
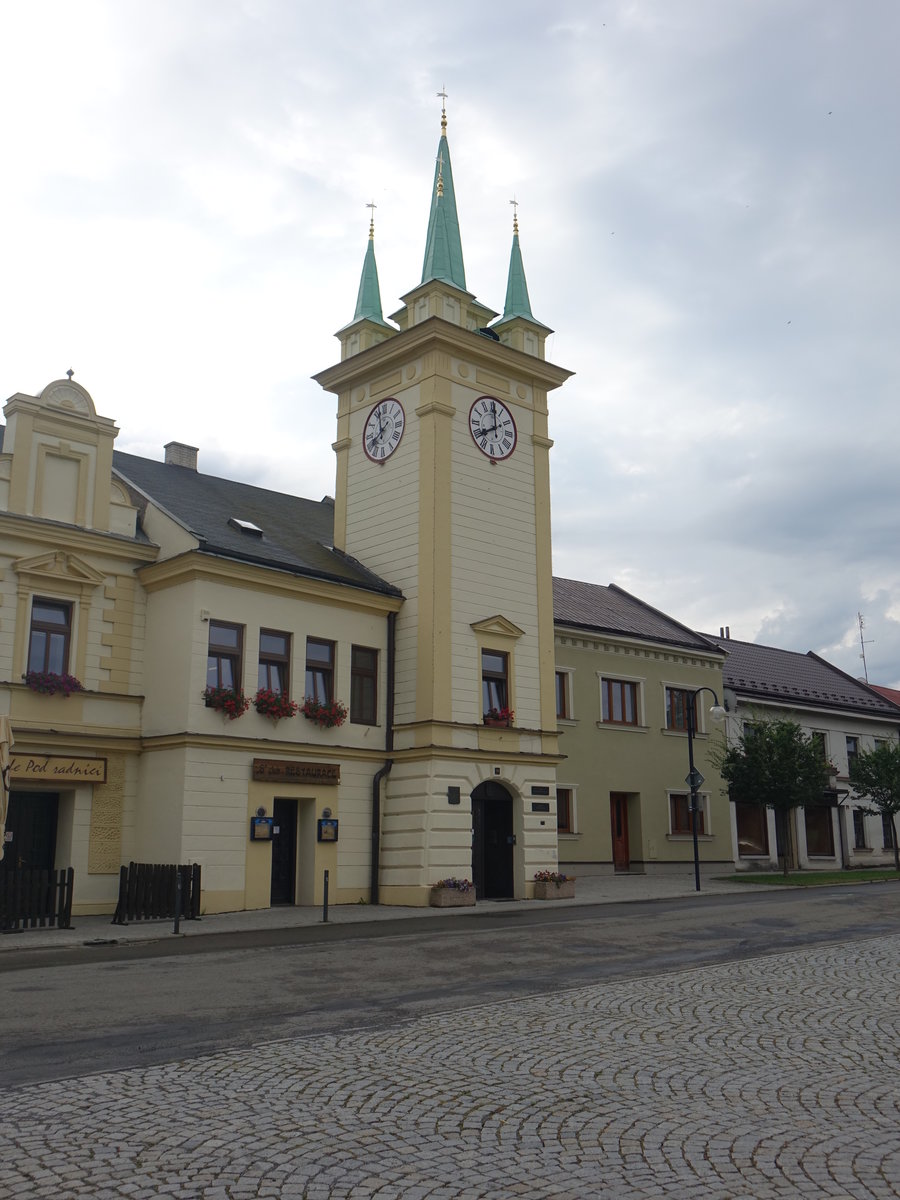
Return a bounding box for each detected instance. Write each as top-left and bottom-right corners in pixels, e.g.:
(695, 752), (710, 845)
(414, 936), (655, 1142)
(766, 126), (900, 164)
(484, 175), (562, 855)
(228, 517), (263, 537)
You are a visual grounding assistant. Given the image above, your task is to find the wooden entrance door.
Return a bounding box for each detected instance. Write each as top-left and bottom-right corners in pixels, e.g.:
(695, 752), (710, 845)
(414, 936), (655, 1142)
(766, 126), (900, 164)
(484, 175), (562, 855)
(471, 781), (514, 899)
(1, 792), (58, 871)
(270, 798), (298, 905)
(610, 792), (630, 872)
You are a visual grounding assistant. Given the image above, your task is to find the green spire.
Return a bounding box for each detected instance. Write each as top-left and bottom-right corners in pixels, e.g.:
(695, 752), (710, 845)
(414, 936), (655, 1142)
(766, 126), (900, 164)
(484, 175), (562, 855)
(421, 102), (467, 291)
(352, 206), (390, 326)
(501, 204), (535, 321)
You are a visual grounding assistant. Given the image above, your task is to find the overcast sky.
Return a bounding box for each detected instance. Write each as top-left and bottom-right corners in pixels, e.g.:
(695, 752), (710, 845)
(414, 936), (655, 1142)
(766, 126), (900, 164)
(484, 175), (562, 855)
(3, 1), (899, 685)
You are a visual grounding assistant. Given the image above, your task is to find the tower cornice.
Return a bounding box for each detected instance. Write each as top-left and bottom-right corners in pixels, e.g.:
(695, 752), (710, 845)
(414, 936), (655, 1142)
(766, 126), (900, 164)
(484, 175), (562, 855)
(314, 315), (573, 395)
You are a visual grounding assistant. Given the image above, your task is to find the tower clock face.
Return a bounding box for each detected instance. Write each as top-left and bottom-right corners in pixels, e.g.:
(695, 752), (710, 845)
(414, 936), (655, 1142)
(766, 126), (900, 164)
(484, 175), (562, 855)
(363, 398), (405, 462)
(469, 396), (517, 460)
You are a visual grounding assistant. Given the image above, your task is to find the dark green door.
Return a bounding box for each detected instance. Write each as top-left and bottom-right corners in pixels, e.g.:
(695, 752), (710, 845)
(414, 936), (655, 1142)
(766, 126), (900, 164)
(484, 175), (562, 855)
(270, 798), (298, 905)
(471, 781), (514, 899)
(1, 792), (58, 871)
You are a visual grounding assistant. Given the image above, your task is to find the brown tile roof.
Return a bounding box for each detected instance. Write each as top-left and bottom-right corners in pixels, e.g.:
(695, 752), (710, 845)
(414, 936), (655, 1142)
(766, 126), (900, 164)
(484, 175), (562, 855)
(553, 578), (721, 653)
(708, 635), (900, 718)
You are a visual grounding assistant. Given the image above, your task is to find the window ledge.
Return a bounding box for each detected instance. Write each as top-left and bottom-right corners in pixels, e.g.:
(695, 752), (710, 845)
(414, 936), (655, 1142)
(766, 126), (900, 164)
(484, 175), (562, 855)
(556, 718), (577, 726)
(666, 833), (714, 842)
(852, 846), (873, 855)
(596, 722), (649, 733)
(558, 832), (580, 840)
(660, 727), (711, 738)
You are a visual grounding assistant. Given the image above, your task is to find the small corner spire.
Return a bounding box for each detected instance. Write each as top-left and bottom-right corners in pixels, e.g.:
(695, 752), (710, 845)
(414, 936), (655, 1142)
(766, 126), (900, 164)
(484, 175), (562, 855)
(500, 198), (536, 323)
(351, 201), (388, 326)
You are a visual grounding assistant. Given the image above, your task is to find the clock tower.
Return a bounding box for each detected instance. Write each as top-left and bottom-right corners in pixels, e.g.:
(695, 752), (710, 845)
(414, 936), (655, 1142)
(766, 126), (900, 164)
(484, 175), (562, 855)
(315, 103), (572, 904)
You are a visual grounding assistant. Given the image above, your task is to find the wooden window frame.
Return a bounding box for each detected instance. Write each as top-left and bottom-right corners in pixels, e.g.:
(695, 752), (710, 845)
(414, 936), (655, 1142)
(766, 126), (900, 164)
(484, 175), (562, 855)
(305, 637), (335, 704)
(557, 786), (574, 834)
(669, 791), (705, 836)
(555, 671), (571, 720)
(350, 645), (378, 725)
(27, 598), (73, 675)
(665, 687), (698, 732)
(207, 620), (244, 691)
(601, 678), (639, 726)
(852, 807), (867, 850)
(258, 629), (291, 695)
(482, 649), (509, 716)
(735, 801), (769, 857)
(805, 805), (835, 857)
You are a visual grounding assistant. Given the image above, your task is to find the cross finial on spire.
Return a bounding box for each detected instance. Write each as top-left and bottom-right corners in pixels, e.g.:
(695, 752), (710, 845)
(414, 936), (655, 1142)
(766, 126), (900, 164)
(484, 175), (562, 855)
(366, 199), (376, 240)
(510, 196), (519, 236)
(436, 150), (444, 198)
(437, 86), (448, 134)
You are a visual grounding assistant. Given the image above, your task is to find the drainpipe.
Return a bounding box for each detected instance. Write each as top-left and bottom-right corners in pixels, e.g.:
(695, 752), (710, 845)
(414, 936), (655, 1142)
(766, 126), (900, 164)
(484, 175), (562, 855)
(370, 610), (396, 905)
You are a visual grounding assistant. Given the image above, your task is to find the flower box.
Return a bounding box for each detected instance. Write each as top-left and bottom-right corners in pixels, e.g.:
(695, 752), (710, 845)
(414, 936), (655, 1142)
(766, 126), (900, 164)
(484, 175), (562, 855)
(429, 887), (476, 908)
(23, 671), (84, 697)
(533, 879), (575, 900)
(300, 697), (348, 729)
(483, 717), (511, 728)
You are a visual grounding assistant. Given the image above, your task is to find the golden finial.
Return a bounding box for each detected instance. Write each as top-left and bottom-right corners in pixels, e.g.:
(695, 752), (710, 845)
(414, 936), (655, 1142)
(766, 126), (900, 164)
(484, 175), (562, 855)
(436, 150), (444, 198)
(366, 199), (376, 240)
(437, 86), (448, 134)
(510, 196), (519, 236)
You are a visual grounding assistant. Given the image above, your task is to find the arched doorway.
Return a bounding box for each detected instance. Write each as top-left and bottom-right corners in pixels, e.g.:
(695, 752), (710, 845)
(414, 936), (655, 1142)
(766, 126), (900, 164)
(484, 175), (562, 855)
(471, 781), (514, 899)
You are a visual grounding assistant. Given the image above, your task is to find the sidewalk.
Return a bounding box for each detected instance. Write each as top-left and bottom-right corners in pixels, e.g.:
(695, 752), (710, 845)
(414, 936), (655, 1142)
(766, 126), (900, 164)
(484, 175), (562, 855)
(0, 870), (762, 955)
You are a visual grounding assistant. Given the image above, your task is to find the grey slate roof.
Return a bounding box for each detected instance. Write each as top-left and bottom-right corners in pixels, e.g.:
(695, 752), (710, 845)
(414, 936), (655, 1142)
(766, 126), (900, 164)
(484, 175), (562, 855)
(707, 634), (900, 719)
(112, 450), (401, 597)
(553, 577), (721, 654)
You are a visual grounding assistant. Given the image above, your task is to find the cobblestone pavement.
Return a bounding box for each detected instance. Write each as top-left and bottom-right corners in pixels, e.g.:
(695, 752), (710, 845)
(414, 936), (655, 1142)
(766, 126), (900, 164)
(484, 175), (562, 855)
(3, 934), (900, 1199)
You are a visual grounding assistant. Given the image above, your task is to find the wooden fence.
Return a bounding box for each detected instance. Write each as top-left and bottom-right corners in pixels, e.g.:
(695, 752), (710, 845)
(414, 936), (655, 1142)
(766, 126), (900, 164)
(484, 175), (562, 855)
(111, 861), (202, 925)
(0, 867), (74, 932)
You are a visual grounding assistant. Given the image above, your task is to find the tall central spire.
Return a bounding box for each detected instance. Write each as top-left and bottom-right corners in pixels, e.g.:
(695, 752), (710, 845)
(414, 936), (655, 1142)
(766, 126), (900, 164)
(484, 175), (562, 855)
(420, 92), (467, 291)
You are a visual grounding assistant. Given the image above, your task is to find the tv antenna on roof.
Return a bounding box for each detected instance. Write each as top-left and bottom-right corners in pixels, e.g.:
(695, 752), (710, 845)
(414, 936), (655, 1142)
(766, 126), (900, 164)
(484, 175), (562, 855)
(858, 612), (874, 683)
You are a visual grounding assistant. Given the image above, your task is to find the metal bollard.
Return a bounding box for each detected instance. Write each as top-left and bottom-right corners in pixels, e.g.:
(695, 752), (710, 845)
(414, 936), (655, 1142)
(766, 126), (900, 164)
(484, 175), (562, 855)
(173, 868), (182, 935)
(323, 868), (329, 923)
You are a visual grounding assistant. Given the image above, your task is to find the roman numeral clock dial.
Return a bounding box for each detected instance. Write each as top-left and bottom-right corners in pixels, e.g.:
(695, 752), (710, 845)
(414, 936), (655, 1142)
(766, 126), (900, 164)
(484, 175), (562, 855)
(468, 396), (517, 461)
(363, 398), (405, 462)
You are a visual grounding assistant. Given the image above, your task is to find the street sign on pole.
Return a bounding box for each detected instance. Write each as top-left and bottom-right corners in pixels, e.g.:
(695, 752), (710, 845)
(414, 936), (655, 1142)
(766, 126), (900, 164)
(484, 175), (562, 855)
(686, 769), (705, 789)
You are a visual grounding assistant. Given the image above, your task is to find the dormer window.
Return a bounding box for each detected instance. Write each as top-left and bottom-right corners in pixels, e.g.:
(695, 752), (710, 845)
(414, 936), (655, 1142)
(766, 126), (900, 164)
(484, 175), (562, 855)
(228, 517), (263, 537)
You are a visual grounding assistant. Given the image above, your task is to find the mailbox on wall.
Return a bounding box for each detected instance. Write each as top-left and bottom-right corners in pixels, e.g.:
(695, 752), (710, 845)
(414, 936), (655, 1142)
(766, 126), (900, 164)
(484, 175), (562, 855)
(250, 816), (274, 841)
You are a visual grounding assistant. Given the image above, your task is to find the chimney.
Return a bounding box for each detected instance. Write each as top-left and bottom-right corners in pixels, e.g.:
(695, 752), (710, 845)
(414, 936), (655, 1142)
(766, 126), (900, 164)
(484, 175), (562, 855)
(719, 626), (731, 640)
(164, 441), (199, 470)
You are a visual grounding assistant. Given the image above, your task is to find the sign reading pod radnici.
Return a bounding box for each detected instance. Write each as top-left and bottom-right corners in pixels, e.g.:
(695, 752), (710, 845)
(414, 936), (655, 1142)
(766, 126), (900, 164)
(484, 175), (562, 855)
(11, 754), (108, 783)
(252, 759), (340, 785)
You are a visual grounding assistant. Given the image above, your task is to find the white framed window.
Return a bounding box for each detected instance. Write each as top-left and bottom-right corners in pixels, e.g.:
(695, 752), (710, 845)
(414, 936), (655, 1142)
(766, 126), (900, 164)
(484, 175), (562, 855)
(555, 669), (575, 721)
(557, 786), (576, 834)
(668, 790), (709, 836)
(599, 674), (645, 727)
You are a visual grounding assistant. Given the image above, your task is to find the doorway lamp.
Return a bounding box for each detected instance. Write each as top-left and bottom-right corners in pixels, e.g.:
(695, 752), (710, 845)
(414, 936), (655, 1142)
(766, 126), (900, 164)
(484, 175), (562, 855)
(685, 687), (727, 892)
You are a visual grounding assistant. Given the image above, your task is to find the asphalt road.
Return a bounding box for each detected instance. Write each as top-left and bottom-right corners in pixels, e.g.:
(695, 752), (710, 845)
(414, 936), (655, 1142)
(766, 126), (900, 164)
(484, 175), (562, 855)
(2, 884), (898, 1088)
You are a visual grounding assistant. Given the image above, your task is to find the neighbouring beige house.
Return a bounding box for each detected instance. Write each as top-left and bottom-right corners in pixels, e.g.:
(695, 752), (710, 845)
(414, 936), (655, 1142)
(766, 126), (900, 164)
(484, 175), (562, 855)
(553, 579), (731, 875)
(713, 633), (900, 870)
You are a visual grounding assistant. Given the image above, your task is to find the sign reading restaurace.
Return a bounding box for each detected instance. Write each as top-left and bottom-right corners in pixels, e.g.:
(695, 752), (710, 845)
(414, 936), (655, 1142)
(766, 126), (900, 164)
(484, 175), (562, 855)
(11, 754), (108, 783)
(252, 759), (340, 785)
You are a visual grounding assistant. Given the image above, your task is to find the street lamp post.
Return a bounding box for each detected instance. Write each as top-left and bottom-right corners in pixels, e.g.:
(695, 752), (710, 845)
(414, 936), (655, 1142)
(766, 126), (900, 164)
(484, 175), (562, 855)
(685, 686), (726, 892)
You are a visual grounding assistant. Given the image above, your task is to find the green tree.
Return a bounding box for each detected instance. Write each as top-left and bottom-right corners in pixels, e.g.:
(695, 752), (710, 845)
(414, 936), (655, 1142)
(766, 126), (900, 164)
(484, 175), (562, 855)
(717, 718), (831, 876)
(849, 741), (900, 872)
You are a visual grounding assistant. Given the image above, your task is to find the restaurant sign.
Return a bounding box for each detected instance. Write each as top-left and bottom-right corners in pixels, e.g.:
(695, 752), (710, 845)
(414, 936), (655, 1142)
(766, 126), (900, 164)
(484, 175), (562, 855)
(11, 754), (108, 783)
(252, 759), (340, 786)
